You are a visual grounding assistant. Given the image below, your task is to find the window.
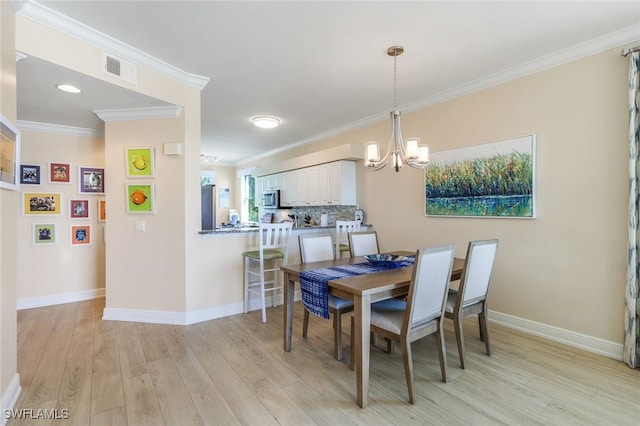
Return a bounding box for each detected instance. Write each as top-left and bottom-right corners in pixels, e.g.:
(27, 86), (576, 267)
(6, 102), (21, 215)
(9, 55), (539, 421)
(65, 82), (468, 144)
(238, 168), (257, 223)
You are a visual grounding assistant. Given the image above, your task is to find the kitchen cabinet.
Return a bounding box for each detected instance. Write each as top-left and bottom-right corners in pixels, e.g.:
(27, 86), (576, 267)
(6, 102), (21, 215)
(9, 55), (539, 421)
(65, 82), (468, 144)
(307, 166), (321, 205)
(278, 171), (292, 206)
(256, 160), (356, 207)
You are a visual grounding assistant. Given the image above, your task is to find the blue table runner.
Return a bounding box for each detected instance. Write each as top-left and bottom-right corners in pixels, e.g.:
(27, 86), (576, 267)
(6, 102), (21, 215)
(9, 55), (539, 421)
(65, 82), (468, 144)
(300, 258), (414, 319)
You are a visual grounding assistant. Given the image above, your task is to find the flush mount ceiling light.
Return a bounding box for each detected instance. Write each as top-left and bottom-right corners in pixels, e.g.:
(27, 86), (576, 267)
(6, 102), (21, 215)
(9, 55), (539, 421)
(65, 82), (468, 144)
(251, 116), (280, 129)
(365, 46), (429, 172)
(56, 84), (82, 93)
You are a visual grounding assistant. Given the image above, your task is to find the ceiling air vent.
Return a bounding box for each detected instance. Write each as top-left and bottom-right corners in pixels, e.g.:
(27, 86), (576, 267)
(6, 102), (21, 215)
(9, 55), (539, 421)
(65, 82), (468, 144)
(102, 53), (138, 85)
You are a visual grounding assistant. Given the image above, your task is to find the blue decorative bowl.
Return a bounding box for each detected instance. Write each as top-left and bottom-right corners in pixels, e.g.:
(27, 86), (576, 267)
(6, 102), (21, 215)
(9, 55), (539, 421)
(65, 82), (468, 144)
(364, 254), (414, 268)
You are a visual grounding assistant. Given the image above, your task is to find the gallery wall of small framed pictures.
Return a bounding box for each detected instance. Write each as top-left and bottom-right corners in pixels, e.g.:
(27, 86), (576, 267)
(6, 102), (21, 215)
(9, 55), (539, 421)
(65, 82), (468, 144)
(20, 144), (163, 246)
(20, 158), (107, 246)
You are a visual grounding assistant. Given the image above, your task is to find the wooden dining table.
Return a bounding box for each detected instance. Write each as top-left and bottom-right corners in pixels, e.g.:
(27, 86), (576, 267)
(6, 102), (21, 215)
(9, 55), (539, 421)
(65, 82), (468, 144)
(281, 251), (464, 408)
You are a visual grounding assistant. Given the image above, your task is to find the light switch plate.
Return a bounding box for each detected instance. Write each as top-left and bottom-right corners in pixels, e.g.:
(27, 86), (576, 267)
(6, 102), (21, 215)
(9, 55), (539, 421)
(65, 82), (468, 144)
(135, 220), (145, 232)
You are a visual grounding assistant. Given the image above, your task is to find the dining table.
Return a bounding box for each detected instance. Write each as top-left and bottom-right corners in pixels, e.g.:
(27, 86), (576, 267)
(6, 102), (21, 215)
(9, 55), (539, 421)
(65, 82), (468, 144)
(281, 250), (464, 408)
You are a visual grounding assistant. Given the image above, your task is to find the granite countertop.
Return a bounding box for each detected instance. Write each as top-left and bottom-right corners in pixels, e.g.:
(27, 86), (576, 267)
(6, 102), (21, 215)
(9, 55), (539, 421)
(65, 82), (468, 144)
(199, 223), (371, 235)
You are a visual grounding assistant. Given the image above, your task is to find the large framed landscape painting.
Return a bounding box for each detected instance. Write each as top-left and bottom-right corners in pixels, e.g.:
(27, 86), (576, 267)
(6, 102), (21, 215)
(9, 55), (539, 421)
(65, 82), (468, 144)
(425, 134), (536, 218)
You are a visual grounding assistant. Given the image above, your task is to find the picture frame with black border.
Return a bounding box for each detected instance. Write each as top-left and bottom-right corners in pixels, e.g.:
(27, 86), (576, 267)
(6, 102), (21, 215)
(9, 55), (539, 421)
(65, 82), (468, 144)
(20, 164), (41, 185)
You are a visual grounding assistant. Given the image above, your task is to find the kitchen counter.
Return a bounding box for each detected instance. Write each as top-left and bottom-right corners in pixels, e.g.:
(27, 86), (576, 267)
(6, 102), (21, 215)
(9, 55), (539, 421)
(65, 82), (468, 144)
(199, 223), (371, 235)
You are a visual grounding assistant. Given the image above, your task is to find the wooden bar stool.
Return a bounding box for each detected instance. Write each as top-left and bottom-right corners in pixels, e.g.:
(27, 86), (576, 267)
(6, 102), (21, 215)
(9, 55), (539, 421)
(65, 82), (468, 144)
(242, 222), (292, 323)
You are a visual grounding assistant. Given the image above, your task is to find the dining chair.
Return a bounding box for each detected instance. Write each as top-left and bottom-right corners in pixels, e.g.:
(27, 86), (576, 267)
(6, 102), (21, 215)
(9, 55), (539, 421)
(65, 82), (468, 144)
(445, 239), (498, 369)
(348, 230), (380, 257)
(335, 220), (361, 258)
(242, 222), (293, 323)
(351, 244), (456, 404)
(299, 234), (354, 361)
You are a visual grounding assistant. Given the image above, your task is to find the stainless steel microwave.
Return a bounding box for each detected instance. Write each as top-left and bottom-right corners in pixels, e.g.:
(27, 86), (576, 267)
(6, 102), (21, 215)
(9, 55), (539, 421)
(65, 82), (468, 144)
(262, 189), (280, 208)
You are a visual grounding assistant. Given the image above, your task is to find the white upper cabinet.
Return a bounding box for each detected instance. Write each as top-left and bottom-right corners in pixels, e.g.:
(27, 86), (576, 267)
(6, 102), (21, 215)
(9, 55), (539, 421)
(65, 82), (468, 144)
(330, 160), (356, 205)
(256, 160), (356, 207)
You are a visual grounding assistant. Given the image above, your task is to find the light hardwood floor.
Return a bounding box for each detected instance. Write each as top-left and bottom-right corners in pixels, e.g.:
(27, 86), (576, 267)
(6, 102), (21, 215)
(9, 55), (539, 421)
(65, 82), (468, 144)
(8, 298), (640, 425)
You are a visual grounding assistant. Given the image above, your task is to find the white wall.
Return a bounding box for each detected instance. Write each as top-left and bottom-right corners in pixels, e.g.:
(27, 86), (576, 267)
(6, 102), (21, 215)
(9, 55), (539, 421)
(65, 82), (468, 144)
(103, 118), (187, 313)
(16, 130), (105, 307)
(0, 0), (20, 417)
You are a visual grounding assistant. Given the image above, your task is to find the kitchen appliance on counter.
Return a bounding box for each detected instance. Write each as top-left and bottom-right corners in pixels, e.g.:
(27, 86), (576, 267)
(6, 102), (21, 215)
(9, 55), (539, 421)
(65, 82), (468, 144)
(229, 209), (240, 225)
(201, 184), (216, 230)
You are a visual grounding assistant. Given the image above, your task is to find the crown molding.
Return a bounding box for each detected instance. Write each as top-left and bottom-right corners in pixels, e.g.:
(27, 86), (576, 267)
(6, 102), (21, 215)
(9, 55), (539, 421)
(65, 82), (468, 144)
(17, 120), (103, 137)
(17, 0), (210, 90)
(93, 106), (183, 122)
(402, 24), (640, 115)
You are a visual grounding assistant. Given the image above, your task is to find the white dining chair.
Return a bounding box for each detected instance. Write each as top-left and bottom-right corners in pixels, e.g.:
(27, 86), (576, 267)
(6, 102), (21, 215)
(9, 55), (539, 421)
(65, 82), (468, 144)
(350, 244), (456, 404)
(445, 239), (498, 369)
(242, 222), (293, 323)
(335, 220), (361, 258)
(348, 230), (380, 257)
(299, 234), (354, 361)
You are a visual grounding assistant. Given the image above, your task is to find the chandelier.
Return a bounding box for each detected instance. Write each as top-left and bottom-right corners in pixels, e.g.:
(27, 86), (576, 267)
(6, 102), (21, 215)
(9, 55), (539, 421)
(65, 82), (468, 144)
(365, 46), (429, 172)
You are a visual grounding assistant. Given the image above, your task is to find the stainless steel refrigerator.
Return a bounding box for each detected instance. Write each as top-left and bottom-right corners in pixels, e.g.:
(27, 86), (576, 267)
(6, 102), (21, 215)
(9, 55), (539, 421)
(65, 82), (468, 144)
(201, 184), (216, 230)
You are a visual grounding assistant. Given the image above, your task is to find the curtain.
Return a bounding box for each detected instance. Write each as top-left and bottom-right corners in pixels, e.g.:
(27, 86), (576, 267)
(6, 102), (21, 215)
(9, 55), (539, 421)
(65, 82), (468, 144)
(624, 51), (640, 369)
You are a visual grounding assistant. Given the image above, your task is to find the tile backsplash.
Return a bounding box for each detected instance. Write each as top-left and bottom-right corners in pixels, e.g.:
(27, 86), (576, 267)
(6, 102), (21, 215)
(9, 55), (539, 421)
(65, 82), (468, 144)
(264, 205), (359, 225)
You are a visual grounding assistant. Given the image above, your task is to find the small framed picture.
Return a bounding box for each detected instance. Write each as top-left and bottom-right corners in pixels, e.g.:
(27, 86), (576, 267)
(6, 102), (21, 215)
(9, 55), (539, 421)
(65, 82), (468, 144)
(125, 147), (155, 178)
(79, 167), (104, 194)
(33, 223), (56, 245)
(126, 183), (155, 214)
(69, 199), (89, 219)
(22, 192), (62, 215)
(49, 162), (71, 183)
(70, 224), (91, 246)
(97, 198), (106, 221)
(20, 164), (41, 185)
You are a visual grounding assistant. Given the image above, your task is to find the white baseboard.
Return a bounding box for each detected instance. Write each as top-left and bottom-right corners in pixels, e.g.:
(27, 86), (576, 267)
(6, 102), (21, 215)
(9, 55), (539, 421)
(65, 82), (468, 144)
(102, 290), (302, 325)
(103, 302), (246, 325)
(17, 288), (105, 310)
(488, 310), (623, 361)
(1, 374), (21, 426)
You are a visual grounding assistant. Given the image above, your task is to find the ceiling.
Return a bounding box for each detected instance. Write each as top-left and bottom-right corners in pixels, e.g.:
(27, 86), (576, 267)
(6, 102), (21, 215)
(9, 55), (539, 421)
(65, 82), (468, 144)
(15, 1), (640, 166)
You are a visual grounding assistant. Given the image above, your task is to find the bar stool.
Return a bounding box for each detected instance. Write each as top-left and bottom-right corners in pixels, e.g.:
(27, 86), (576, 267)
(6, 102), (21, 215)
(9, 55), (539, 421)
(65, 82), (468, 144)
(335, 220), (361, 258)
(243, 222), (293, 323)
